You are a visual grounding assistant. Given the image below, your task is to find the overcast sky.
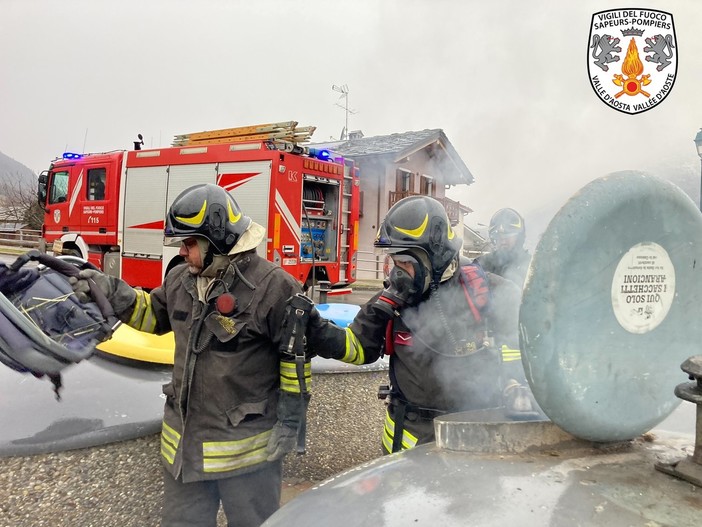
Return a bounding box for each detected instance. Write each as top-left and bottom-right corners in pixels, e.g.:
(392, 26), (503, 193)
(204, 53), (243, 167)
(2, 0), (701, 230)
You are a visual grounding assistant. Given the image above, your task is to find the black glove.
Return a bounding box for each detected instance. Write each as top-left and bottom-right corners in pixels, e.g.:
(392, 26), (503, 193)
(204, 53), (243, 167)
(69, 269), (136, 317)
(373, 265), (418, 318)
(69, 269), (116, 303)
(307, 305), (326, 333)
(266, 392), (309, 461)
(304, 306), (347, 360)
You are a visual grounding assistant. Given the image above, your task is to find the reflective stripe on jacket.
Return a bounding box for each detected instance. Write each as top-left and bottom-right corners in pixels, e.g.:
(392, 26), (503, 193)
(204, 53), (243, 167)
(381, 409), (418, 453)
(126, 252), (303, 483)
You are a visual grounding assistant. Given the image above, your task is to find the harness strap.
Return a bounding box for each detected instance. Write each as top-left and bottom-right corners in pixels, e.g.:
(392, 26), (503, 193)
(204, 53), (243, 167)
(458, 263), (490, 323)
(460, 278), (482, 323)
(390, 397), (446, 420)
(391, 398), (408, 453)
(384, 318), (395, 356)
(388, 396), (445, 453)
(280, 293), (315, 454)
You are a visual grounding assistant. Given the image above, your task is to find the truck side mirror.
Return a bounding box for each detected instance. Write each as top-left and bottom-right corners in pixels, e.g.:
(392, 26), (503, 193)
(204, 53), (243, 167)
(37, 172), (48, 206)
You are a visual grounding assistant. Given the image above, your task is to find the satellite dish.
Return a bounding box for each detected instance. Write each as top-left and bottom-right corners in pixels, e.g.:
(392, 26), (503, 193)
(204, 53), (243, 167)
(520, 171), (702, 442)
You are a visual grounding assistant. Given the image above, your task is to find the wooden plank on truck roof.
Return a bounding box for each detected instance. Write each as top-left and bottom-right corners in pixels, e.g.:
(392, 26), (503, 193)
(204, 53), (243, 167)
(172, 132), (296, 147)
(173, 121), (298, 141)
(172, 121), (297, 139)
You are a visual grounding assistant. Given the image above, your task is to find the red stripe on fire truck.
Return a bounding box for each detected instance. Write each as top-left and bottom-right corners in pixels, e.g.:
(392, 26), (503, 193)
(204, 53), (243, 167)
(275, 190), (300, 245)
(127, 220), (166, 230)
(216, 173), (260, 192)
(69, 169), (83, 218)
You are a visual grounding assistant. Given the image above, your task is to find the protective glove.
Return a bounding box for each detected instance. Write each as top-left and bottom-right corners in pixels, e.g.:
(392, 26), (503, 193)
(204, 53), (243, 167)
(266, 391), (309, 462)
(68, 269), (136, 317)
(303, 306), (347, 360)
(503, 379), (541, 420)
(373, 265), (418, 318)
(266, 422), (297, 462)
(69, 269), (115, 303)
(307, 305), (327, 334)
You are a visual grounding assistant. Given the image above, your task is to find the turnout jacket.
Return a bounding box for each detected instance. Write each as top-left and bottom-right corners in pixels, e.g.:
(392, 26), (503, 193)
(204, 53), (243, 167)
(477, 247), (532, 289)
(308, 259), (522, 447)
(121, 251), (303, 482)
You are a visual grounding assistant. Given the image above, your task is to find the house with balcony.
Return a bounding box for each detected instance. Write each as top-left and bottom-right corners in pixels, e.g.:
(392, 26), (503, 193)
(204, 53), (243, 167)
(462, 224), (488, 260)
(314, 129), (474, 280)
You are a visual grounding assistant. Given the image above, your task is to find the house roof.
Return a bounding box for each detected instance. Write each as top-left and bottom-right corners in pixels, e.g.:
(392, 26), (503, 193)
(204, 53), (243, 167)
(313, 129), (474, 186)
(461, 223), (487, 253)
(462, 223), (486, 243)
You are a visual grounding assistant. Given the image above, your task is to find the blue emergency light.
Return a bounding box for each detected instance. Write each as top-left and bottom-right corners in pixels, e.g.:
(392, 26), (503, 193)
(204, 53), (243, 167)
(62, 152), (84, 160)
(308, 148), (331, 161)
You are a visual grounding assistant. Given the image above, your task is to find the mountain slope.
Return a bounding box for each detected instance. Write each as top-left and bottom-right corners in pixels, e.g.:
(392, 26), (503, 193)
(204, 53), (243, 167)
(0, 150), (36, 188)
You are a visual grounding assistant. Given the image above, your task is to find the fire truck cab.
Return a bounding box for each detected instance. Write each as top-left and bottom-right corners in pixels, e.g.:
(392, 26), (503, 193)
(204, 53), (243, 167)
(38, 128), (360, 291)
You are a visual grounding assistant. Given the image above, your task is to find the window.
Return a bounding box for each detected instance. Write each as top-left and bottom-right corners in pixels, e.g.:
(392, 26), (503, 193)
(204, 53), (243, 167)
(396, 169), (414, 193)
(420, 175), (434, 196)
(87, 168), (106, 201)
(48, 171), (69, 204)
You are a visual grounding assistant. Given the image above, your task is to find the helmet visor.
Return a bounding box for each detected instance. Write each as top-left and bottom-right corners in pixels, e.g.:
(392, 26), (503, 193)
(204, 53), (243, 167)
(374, 245), (419, 257)
(164, 235), (191, 247)
(164, 235), (204, 248)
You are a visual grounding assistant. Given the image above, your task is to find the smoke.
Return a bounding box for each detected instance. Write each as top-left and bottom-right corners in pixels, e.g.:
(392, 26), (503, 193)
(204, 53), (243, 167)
(396, 266), (522, 412)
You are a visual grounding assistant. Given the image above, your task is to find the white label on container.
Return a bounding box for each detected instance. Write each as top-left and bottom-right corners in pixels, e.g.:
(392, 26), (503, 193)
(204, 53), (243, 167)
(611, 242), (675, 334)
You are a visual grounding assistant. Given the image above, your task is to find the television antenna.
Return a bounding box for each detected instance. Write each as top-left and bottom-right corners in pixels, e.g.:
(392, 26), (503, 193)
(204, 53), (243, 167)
(332, 84), (357, 140)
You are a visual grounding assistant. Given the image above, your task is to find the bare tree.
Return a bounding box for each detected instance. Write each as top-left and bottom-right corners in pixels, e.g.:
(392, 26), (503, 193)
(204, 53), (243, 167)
(0, 172), (43, 230)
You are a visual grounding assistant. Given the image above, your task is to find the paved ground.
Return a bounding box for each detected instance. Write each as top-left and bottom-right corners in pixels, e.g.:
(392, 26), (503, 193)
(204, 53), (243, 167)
(0, 370), (389, 526)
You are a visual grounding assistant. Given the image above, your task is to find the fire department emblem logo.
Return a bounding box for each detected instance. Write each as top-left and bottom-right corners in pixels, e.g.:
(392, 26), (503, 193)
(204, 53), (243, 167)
(53, 209), (61, 223)
(588, 8), (677, 114)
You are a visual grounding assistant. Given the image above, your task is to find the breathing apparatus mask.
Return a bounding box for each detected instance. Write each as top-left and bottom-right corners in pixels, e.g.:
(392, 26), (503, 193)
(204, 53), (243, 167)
(378, 249), (431, 307)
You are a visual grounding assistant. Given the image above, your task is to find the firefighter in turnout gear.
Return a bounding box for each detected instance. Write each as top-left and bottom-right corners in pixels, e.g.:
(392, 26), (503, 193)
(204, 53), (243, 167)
(477, 208), (532, 289)
(70, 184), (307, 527)
(304, 196), (537, 454)
(475, 209), (537, 417)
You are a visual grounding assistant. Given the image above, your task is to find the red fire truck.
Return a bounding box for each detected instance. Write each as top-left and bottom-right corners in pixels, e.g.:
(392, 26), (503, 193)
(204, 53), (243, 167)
(37, 122), (360, 291)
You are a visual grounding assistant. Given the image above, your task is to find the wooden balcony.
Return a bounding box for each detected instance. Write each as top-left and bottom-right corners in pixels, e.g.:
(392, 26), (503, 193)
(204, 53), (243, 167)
(388, 191), (461, 225)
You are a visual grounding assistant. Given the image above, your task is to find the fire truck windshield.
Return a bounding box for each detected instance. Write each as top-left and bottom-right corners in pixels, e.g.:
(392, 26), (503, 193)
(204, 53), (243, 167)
(48, 171), (69, 204)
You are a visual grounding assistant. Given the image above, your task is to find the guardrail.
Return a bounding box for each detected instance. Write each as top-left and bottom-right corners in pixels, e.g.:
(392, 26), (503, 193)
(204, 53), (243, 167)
(357, 250), (384, 280)
(0, 229), (42, 249)
(357, 248), (488, 280)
